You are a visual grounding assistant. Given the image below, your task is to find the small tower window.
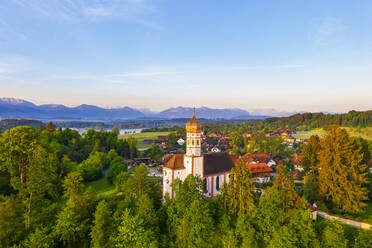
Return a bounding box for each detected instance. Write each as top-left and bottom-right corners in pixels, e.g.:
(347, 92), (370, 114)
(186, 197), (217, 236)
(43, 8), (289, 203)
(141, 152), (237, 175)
(216, 176), (220, 191)
(192, 140), (194, 145)
(196, 140), (199, 145)
(204, 178), (207, 192)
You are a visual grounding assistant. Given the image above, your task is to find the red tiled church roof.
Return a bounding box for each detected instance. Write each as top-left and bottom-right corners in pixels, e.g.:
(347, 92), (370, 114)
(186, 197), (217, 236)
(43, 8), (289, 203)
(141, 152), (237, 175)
(164, 154), (185, 170)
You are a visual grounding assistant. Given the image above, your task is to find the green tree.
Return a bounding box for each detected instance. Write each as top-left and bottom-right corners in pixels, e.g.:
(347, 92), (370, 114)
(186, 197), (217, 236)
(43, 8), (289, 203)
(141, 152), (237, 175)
(45, 122), (57, 133)
(55, 178), (96, 248)
(91, 200), (113, 248)
(107, 156), (127, 184)
(79, 152), (108, 181)
(23, 226), (56, 248)
(62, 171), (83, 199)
(273, 163), (298, 212)
(354, 229), (372, 248)
(114, 171), (131, 192)
(24, 146), (58, 229)
(217, 214), (239, 248)
(299, 135), (320, 173)
(112, 209), (158, 248)
(230, 132), (244, 148)
(142, 145), (164, 161)
(255, 186), (318, 248)
(235, 214), (259, 248)
(167, 175), (216, 247)
(321, 221), (348, 248)
(317, 126), (369, 213)
(0, 126), (39, 189)
(219, 157), (255, 216)
(126, 137), (138, 159)
(0, 195), (25, 247)
(302, 173), (319, 203)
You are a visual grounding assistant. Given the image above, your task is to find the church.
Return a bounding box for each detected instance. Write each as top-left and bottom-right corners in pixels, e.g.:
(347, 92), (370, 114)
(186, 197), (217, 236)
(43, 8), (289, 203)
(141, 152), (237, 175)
(163, 109), (235, 198)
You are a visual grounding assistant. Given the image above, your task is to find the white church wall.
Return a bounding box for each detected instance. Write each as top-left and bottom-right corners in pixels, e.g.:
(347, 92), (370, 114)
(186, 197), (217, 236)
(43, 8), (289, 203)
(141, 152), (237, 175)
(193, 156), (204, 177)
(184, 156), (193, 175)
(163, 168), (173, 197)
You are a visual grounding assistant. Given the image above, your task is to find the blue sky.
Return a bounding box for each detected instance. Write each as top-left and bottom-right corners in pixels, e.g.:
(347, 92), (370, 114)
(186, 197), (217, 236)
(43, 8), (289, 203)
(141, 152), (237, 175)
(0, 0), (372, 112)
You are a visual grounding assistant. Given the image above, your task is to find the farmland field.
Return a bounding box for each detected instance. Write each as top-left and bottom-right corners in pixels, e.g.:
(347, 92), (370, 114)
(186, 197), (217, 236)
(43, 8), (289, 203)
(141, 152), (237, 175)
(294, 127), (372, 141)
(119, 131), (175, 149)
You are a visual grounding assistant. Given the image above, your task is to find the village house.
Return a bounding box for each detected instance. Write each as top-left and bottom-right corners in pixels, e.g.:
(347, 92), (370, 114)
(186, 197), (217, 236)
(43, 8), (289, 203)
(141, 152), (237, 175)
(244, 153), (271, 163)
(247, 162), (273, 183)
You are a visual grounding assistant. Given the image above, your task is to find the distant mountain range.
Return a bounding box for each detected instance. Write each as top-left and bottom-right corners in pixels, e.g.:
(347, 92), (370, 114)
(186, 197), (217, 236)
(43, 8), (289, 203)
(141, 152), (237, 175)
(0, 98), (278, 120)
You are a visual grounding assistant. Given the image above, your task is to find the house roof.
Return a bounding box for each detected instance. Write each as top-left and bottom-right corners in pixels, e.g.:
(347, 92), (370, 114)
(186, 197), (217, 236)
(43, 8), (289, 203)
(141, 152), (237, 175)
(248, 163), (273, 174)
(164, 154), (185, 170)
(204, 152), (235, 176)
(244, 153), (270, 159)
(244, 153), (271, 163)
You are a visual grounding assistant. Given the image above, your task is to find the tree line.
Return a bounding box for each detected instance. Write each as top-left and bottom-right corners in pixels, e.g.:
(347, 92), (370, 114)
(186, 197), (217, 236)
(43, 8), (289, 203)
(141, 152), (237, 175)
(259, 110), (372, 130)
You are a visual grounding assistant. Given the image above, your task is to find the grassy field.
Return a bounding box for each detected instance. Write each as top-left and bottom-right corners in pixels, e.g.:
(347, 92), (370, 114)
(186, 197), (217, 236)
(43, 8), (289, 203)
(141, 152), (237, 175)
(85, 177), (116, 198)
(119, 131), (174, 149)
(294, 127), (372, 140)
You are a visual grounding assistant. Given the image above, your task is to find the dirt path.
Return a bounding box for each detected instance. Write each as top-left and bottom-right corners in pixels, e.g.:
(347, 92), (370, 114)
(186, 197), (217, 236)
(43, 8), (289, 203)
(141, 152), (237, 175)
(316, 210), (372, 230)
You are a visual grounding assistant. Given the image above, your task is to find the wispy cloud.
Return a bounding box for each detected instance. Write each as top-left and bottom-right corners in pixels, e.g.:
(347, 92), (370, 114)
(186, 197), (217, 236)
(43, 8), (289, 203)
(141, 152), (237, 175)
(12, 0), (160, 28)
(220, 64), (309, 71)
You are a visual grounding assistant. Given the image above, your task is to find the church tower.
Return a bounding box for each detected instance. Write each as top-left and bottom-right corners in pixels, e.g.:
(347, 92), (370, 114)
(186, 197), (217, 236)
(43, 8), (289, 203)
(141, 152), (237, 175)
(185, 107), (202, 156)
(184, 107), (204, 177)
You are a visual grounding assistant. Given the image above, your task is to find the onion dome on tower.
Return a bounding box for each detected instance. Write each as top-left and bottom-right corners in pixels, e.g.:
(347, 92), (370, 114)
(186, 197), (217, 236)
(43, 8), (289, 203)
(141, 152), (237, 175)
(186, 107), (202, 132)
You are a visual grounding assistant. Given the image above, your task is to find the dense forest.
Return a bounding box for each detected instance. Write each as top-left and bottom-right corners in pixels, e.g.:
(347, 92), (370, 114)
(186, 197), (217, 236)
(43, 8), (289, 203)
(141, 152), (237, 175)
(258, 110), (372, 130)
(0, 119), (44, 130)
(1, 123), (372, 247)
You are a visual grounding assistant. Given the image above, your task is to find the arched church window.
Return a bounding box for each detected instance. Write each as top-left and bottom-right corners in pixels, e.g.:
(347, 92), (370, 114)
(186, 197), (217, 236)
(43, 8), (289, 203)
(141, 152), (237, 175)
(204, 178), (207, 192)
(196, 140), (199, 145)
(192, 139), (194, 145)
(216, 176), (220, 191)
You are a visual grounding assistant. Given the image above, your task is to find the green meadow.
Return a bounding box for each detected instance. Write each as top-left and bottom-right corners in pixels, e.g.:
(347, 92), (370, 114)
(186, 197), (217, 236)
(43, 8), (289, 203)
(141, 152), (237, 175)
(119, 131), (174, 149)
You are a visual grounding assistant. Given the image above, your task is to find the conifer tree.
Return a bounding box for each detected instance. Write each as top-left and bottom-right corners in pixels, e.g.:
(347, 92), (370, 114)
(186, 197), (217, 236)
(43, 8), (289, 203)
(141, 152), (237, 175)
(55, 173), (96, 247)
(0, 195), (25, 247)
(45, 122), (56, 133)
(317, 126), (368, 213)
(91, 200), (113, 248)
(219, 157), (255, 216)
(322, 220), (348, 248)
(354, 229), (372, 248)
(167, 175), (216, 248)
(113, 209), (158, 248)
(299, 135), (321, 173)
(24, 146), (58, 229)
(273, 163), (298, 212)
